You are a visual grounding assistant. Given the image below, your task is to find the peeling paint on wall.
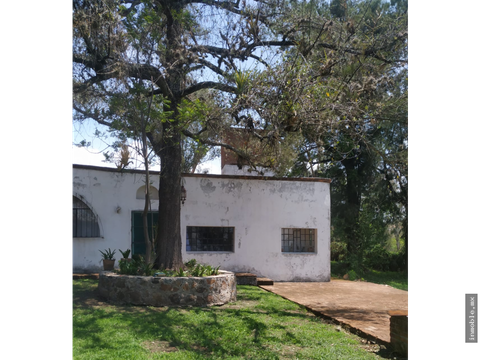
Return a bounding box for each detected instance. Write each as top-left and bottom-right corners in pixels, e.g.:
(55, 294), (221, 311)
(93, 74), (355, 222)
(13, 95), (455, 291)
(73, 182), (87, 189)
(200, 178), (216, 195)
(220, 180), (243, 195)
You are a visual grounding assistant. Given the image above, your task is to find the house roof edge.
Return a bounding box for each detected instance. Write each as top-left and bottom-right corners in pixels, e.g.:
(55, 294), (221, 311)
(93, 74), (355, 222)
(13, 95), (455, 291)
(73, 164), (331, 183)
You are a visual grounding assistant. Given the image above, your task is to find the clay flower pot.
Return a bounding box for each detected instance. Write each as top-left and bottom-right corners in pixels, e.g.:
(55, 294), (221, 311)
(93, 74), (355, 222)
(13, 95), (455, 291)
(103, 259), (115, 271)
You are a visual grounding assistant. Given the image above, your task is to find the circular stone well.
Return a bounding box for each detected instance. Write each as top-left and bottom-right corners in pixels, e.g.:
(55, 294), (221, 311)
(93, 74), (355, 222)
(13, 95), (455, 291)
(98, 270), (237, 307)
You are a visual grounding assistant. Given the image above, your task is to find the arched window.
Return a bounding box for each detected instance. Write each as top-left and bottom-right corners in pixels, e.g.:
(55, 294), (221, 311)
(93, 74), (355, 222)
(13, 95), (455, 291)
(136, 185), (159, 200)
(73, 196), (100, 237)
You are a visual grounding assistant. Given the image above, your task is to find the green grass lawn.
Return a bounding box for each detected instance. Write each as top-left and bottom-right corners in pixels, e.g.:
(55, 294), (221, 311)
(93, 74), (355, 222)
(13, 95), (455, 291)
(331, 261), (408, 291)
(360, 270), (408, 291)
(73, 279), (392, 359)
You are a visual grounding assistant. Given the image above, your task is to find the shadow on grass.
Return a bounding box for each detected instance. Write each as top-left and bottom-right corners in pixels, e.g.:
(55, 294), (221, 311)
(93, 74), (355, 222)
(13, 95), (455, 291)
(73, 280), (402, 359)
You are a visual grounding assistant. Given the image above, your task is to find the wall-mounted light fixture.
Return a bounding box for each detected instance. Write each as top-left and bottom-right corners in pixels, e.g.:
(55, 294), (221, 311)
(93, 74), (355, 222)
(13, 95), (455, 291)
(181, 185), (187, 205)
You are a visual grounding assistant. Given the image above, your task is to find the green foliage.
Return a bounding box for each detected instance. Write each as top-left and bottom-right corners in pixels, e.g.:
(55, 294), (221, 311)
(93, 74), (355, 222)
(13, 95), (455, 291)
(191, 264), (206, 277)
(74, 0), (407, 271)
(119, 249), (131, 259)
(331, 261), (407, 290)
(364, 244), (407, 272)
(118, 255), (155, 276)
(152, 260), (221, 277)
(330, 241), (347, 261)
(362, 269), (408, 291)
(174, 267), (186, 277)
(347, 269), (358, 281)
(118, 258), (137, 275)
(184, 258), (197, 268)
(98, 248), (116, 260)
(177, 98), (211, 125)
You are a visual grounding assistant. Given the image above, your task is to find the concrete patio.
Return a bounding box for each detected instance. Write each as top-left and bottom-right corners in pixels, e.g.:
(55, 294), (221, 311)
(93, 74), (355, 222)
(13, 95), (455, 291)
(259, 279), (408, 344)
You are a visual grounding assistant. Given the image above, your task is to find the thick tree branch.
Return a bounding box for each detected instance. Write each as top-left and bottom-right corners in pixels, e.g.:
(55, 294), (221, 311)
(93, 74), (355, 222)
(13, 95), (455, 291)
(196, 58), (227, 77)
(177, 81), (237, 97)
(180, 0), (271, 25)
(182, 128), (248, 159)
(74, 54), (175, 99)
(73, 103), (114, 128)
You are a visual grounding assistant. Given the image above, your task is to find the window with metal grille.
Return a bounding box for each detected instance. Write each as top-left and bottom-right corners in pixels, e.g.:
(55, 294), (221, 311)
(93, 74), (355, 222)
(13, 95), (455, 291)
(73, 196), (100, 237)
(186, 226), (234, 252)
(281, 228), (316, 253)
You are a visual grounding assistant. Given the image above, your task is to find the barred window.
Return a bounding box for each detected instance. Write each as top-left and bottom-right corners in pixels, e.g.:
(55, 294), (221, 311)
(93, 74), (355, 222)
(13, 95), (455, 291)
(73, 196), (100, 238)
(186, 226), (234, 252)
(281, 228), (316, 253)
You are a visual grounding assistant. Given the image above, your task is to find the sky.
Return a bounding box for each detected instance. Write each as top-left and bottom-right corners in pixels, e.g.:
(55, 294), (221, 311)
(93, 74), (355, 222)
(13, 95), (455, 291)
(72, 120), (222, 174)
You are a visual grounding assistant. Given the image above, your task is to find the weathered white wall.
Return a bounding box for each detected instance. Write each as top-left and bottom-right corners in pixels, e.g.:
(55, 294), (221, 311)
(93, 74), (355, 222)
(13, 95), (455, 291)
(182, 174), (331, 281)
(73, 165), (160, 272)
(73, 165), (331, 281)
(221, 164), (275, 177)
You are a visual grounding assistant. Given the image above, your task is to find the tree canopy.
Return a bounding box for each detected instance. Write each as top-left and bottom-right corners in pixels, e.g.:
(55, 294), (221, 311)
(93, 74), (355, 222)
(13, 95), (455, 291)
(73, 0), (407, 270)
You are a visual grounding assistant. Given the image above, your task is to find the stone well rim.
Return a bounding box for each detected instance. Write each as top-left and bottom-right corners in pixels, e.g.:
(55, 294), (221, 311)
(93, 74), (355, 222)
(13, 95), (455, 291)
(98, 269), (237, 307)
(99, 269), (235, 279)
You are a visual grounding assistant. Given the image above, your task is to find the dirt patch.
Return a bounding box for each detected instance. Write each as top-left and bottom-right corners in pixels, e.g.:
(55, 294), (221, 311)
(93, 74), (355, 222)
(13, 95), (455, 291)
(73, 286), (108, 308)
(142, 340), (178, 353)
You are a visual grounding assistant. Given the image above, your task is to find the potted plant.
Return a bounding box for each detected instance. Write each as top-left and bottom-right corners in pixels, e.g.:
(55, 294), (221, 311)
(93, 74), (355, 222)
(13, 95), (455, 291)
(99, 248), (116, 271)
(119, 249), (131, 262)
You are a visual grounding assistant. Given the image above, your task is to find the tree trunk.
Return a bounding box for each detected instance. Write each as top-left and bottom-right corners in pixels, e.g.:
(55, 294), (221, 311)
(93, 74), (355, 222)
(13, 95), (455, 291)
(395, 232), (400, 252)
(154, 1), (185, 270)
(343, 157), (362, 256)
(154, 123), (183, 270)
(143, 159), (152, 265)
(402, 204), (408, 271)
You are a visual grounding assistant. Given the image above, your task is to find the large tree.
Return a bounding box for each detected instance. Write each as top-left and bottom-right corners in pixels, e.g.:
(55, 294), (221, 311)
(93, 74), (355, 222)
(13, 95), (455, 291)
(286, 0), (408, 268)
(73, 0), (407, 270)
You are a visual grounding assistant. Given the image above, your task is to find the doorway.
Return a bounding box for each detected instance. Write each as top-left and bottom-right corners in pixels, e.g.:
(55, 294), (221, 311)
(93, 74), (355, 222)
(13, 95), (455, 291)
(131, 211), (158, 256)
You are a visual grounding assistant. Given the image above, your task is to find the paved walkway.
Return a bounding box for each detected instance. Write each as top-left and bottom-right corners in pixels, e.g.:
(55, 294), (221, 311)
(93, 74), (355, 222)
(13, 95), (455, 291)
(259, 279), (407, 343)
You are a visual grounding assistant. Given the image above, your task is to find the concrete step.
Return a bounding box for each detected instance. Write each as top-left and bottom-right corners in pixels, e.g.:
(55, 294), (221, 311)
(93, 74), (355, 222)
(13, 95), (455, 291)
(235, 272), (257, 285)
(257, 277), (274, 286)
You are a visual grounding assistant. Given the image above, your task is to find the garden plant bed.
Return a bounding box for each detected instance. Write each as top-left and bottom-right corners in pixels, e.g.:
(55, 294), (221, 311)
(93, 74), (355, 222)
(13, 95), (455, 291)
(98, 270), (236, 307)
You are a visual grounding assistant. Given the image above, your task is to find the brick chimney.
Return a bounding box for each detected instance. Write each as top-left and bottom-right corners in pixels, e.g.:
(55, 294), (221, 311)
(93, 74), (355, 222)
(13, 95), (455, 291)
(220, 128), (274, 176)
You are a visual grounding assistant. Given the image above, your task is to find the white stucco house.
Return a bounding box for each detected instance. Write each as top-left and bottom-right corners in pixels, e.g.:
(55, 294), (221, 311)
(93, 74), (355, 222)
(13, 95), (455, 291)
(73, 161), (331, 281)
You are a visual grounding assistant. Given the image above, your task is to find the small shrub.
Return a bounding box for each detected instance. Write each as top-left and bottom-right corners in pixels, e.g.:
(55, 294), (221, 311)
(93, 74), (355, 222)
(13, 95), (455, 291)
(118, 257), (221, 277)
(347, 269), (358, 280)
(330, 241), (347, 261)
(364, 245), (407, 271)
(189, 263), (220, 277)
(119, 249), (131, 259)
(139, 261), (155, 276)
(184, 259), (197, 269)
(119, 258), (139, 275)
(99, 248), (116, 260)
(331, 261), (349, 277)
(174, 267), (186, 277)
(118, 255), (155, 276)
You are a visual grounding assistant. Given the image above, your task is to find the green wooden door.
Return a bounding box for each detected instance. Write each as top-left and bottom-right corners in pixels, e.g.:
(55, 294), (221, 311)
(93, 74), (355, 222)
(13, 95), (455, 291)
(131, 211), (158, 256)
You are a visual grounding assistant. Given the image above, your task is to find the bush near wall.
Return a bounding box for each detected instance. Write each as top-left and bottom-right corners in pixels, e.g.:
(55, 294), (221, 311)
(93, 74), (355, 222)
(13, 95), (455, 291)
(364, 245), (406, 272)
(330, 241), (347, 261)
(331, 239), (407, 271)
